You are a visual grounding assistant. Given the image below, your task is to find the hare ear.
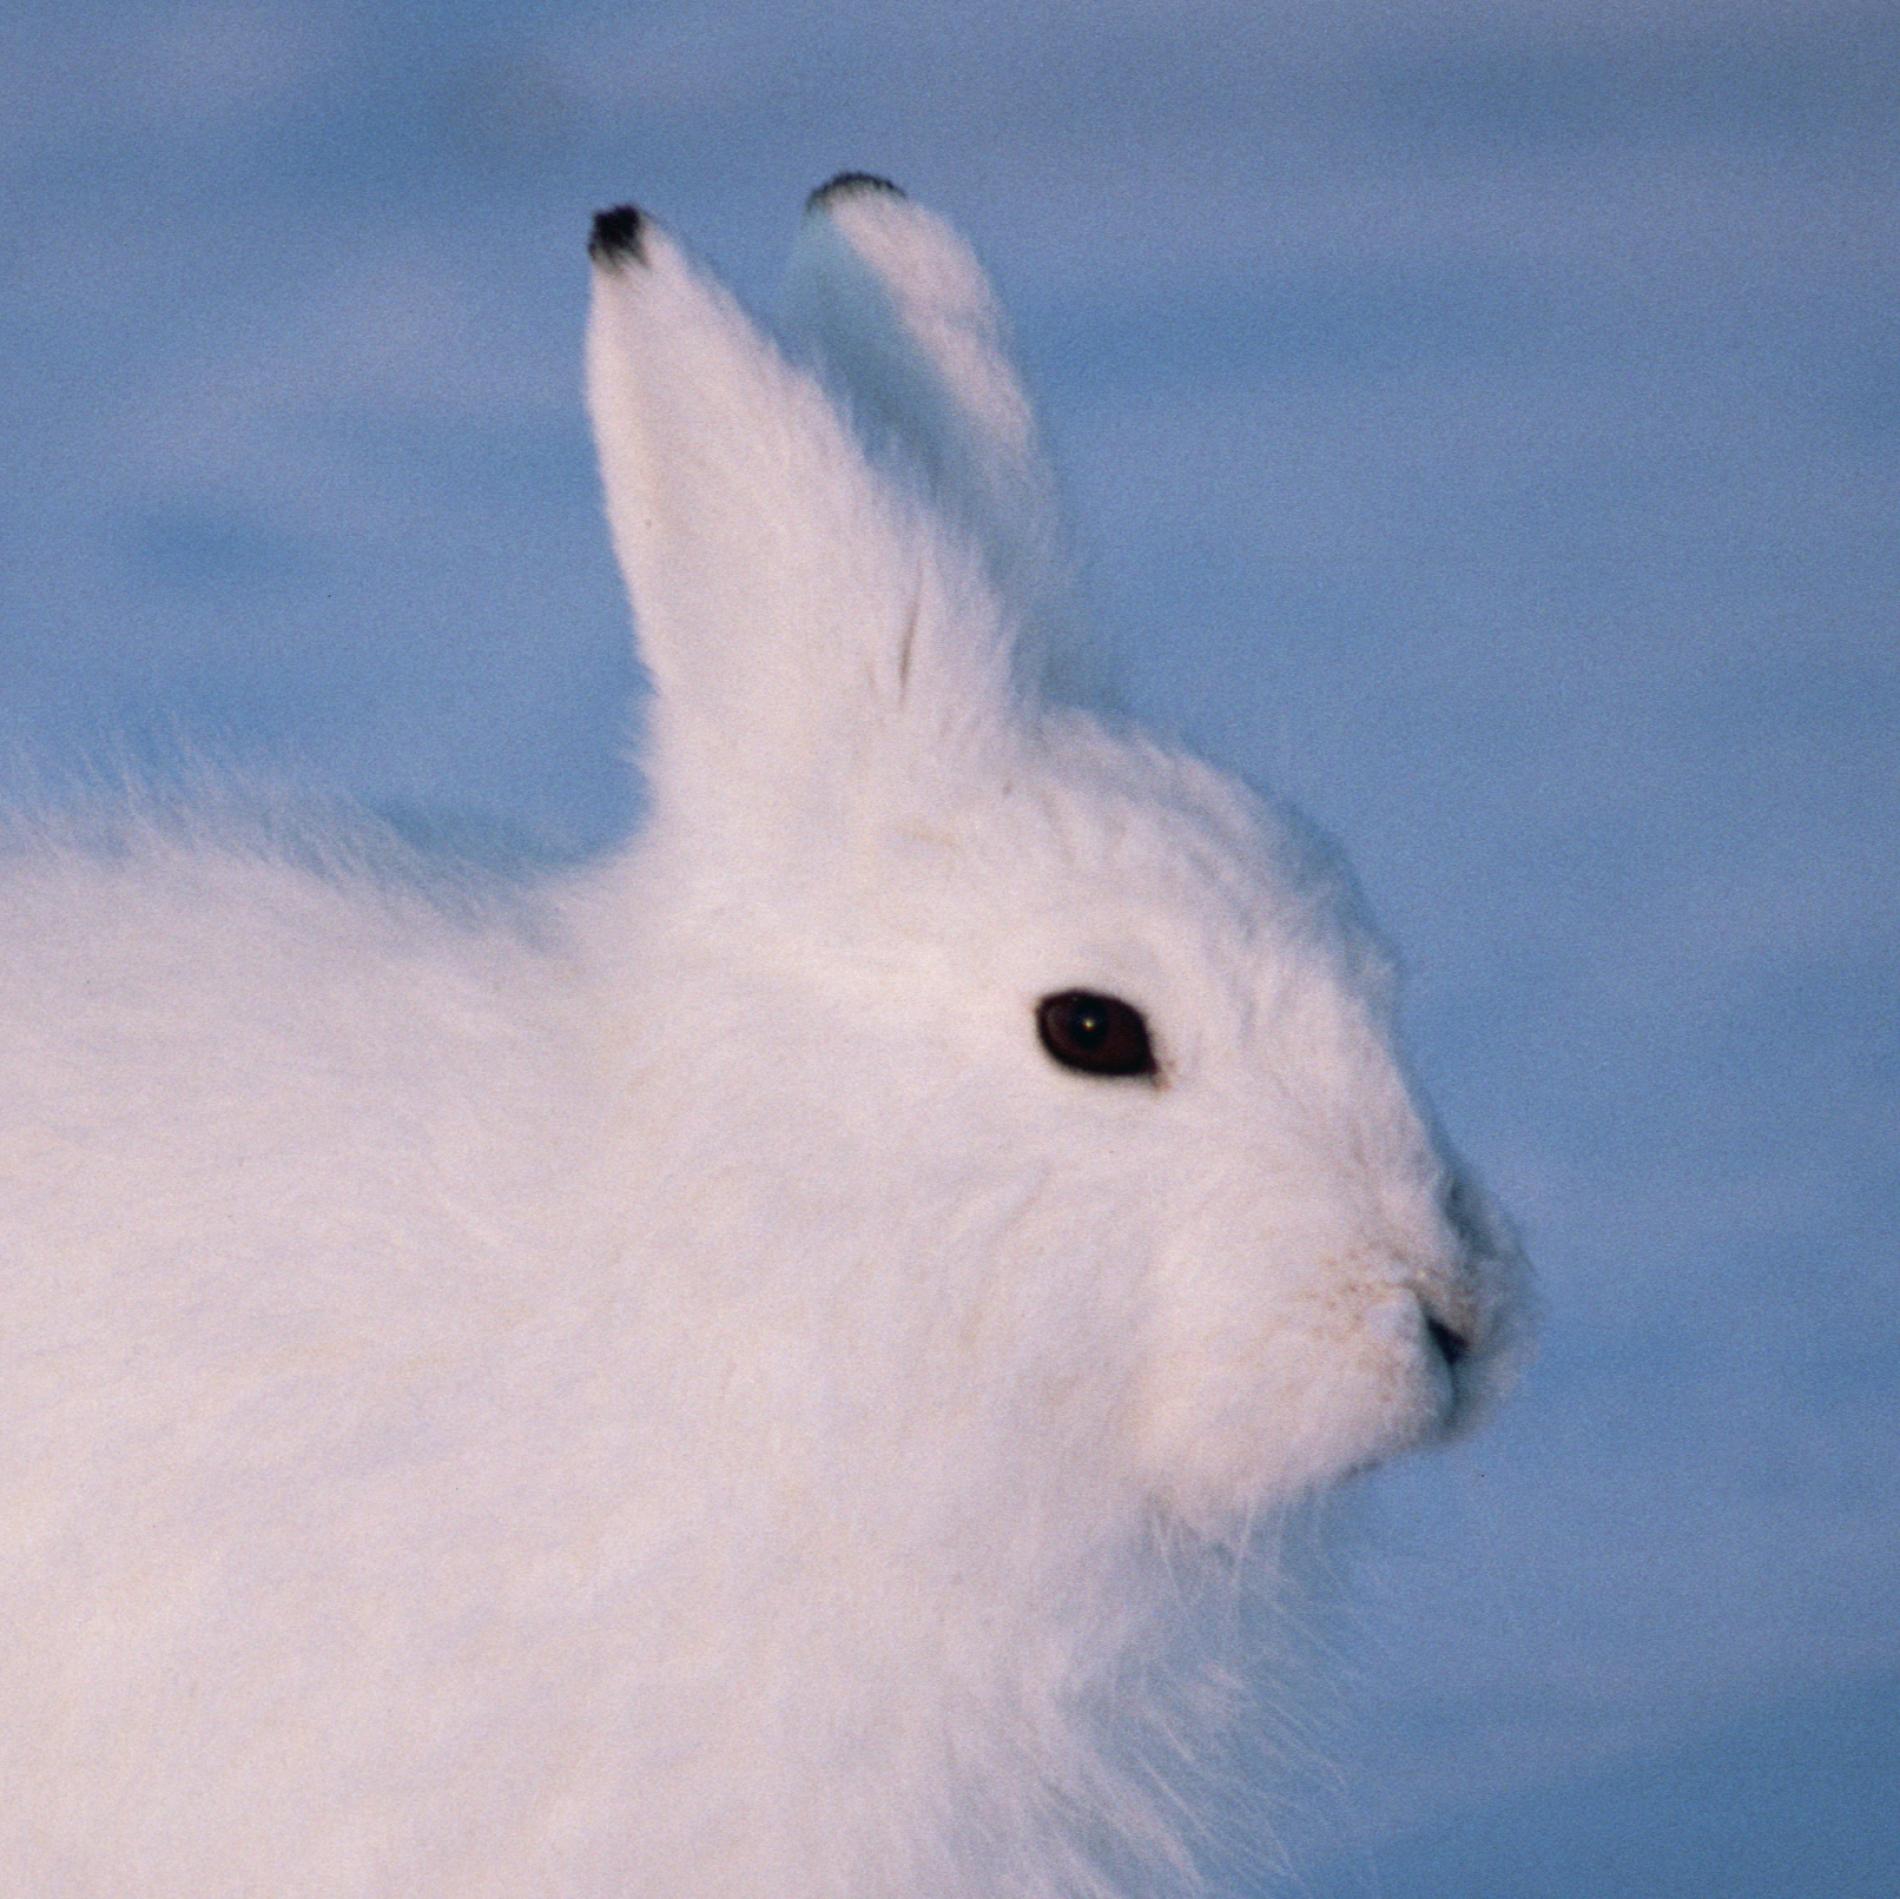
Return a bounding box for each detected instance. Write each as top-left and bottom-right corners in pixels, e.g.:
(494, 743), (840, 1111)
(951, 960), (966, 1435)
(586, 206), (1010, 819)
(781, 177), (1068, 639)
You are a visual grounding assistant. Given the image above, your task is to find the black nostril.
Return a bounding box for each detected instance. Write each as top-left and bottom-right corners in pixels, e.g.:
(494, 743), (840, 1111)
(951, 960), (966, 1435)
(1426, 1316), (1471, 1369)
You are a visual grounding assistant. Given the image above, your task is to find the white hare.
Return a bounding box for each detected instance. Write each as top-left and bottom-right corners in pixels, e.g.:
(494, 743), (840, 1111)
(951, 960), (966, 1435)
(0, 177), (1523, 1897)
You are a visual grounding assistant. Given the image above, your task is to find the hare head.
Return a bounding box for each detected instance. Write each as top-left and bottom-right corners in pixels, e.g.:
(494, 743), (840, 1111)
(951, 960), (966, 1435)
(584, 181), (1524, 1538)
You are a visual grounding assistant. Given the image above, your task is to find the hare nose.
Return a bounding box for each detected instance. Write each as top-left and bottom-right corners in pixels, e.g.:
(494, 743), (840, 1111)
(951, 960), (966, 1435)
(1425, 1314), (1471, 1369)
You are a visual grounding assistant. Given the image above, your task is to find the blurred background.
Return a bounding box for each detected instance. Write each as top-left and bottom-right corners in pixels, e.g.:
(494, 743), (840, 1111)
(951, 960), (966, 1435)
(3, 1), (1895, 1890)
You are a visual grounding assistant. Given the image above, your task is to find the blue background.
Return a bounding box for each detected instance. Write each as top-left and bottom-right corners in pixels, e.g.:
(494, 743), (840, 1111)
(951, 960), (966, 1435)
(4, 2), (1895, 1889)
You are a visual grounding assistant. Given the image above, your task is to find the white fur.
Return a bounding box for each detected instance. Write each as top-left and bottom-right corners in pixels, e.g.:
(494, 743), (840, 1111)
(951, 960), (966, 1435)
(0, 187), (1525, 1896)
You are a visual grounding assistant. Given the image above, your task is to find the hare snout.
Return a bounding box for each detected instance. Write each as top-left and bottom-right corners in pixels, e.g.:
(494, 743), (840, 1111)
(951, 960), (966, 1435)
(1402, 1267), (1482, 1368)
(1129, 1241), (1496, 1521)
(1394, 1236), (1526, 1433)
(1366, 1278), (1465, 1366)
(1406, 1290), (1480, 1429)
(1424, 1309), (1471, 1369)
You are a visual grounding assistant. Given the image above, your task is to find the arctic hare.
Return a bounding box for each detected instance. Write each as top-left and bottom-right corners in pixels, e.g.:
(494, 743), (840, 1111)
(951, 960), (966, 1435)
(0, 177), (1523, 1897)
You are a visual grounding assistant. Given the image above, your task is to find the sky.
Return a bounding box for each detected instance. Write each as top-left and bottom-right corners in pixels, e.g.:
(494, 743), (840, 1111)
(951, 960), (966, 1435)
(3, 1), (1897, 1890)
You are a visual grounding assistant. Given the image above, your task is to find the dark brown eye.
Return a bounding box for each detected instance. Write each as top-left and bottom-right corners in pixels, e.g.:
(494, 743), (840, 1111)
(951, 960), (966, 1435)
(1035, 990), (1157, 1080)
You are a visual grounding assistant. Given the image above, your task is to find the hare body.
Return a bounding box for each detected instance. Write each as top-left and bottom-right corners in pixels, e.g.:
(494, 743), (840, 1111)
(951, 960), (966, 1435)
(0, 184), (1522, 1896)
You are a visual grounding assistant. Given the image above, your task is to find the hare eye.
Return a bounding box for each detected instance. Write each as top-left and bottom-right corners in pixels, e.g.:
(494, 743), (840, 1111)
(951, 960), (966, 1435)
(1036, 990), (1156, 1080)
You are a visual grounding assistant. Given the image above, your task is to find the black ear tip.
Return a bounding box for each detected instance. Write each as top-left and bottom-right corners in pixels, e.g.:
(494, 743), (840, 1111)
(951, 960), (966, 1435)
(807, 171), (904, 212)
(589, 204), (646, 267)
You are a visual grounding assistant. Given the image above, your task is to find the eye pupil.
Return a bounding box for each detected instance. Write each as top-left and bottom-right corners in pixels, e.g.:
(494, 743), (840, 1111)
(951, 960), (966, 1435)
(1036, 990), (1157, 1080)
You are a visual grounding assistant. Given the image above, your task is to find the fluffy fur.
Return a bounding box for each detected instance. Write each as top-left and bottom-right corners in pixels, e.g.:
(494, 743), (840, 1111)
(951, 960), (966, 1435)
(0, 183), (1525, 1896)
